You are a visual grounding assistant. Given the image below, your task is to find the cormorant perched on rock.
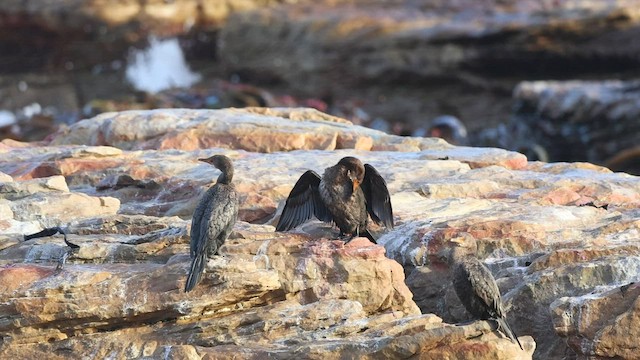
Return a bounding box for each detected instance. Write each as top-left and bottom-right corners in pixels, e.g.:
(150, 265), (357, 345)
(185, 155), (239, 293)
(447, 235), (523, 350)
(276, 156), (393, 243)
(23, 227), (80, 270)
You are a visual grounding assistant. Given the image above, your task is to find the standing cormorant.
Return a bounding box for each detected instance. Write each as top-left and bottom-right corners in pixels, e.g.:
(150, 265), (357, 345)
(276, 156), (393, 242)
(446, 235), (523, 350)
(184, 155), (239, 293)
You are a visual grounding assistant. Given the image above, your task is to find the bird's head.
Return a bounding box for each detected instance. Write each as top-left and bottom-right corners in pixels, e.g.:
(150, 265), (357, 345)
(437, 233), (478, 263)
(198, 154), (230, 171)
(338, 156), (365, 193)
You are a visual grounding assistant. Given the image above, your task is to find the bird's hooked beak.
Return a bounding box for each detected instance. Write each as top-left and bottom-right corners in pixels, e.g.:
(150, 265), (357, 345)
(198, 157), (216, 166)
(348, 171), (360, 193)
(450, 236), (466, 246)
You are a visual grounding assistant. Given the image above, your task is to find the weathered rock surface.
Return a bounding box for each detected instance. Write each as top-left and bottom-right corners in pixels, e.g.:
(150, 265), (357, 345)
(3, 107), (640, 359)
(510, 80), (640, 174)
(550, 282), (640, 359)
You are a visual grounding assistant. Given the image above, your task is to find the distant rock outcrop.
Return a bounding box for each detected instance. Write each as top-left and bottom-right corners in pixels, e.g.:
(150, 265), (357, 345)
(2, 107), (639, 359)
(219, 1), (640, 129)
(511, 80), (640, 174)
(4, 1), (640, 139)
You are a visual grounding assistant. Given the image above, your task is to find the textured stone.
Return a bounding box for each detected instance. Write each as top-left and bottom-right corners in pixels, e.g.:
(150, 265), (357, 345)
(4, 107), (640, 358)
(550, 283), (640, 358)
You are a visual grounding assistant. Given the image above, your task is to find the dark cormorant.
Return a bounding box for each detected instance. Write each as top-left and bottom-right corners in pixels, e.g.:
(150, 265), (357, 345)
(24, 227), (79, 269)
(447, 235), (523, 350)
(276, 156), (393, 243)
(184, 155), (239, 293)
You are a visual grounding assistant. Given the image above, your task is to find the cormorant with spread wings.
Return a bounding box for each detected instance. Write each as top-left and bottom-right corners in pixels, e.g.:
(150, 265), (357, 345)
(276, 156), (393, 242)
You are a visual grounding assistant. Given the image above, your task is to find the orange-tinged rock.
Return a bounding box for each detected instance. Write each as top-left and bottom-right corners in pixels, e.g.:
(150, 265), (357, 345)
(0, 264), (54, 293)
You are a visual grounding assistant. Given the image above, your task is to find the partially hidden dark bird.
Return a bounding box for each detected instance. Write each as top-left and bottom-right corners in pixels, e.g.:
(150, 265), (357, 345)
(184, 155), (239, 293)
(446, 235), (523, 350)
(23, 227), (80, 270)
(276, 156), (393, 243)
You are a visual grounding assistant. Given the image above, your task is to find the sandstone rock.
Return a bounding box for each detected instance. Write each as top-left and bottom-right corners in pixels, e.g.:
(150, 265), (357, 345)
(380, 160), (640, 359)
(5, 107), (640, 358)
(0, 171), (12, 182)
(1, 175), (69, 199)
(550, 282), (640, 358)
(0, 216), (534, 358)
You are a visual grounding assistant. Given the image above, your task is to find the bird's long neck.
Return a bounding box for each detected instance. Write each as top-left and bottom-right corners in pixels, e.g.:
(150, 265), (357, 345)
(217, 164), (233, 185)
(451, 247), (473, 264)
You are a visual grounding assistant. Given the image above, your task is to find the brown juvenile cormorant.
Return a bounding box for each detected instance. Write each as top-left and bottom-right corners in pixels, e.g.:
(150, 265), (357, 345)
(276, 156), (393, 242)
(184, 154), (239, 293)
(446, 235), (523, 350)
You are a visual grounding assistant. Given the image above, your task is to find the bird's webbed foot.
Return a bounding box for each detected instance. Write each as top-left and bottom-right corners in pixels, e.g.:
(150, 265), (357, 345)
(338, 233), (356, 244)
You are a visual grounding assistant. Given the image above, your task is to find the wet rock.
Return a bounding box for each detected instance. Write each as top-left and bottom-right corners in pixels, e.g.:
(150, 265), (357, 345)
(0, 0), (290, 73)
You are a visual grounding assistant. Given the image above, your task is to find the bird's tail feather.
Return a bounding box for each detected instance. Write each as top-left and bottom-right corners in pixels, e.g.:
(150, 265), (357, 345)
(362, 228), (377, 244)
(497, 317), (523, 350)
(184, 253), (207, 292)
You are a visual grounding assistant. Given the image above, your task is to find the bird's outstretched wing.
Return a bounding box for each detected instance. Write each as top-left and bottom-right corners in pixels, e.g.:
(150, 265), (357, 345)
(362, 164), (394, 228)
(276, 170), (332, 231)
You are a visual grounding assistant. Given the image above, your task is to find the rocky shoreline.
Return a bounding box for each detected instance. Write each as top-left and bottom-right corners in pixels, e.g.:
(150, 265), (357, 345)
(2, 108), (639, 358)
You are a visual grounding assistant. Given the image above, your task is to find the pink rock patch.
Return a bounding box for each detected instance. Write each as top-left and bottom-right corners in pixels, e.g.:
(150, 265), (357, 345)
(0, 264), (54, 292)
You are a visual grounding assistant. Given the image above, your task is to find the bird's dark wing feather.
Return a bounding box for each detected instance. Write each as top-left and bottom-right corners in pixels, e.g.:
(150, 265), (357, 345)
(190, 187), (211, 256)
(362, 164), (394, 228)
(276, 170), (332, 231)
(200, 185), (238, 255)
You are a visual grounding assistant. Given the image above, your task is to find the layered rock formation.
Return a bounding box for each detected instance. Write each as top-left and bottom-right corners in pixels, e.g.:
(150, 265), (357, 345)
(551, 282), (640, 359)
(1, 108), (536, 359)
(1, 107), (639, 358)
